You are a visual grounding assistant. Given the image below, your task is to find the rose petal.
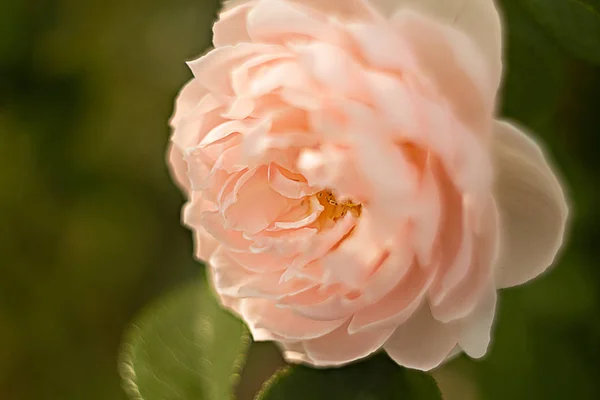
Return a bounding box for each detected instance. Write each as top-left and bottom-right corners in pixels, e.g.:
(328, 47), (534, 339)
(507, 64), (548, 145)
(492, 120), (569, 288)
(458, 281), (497, 358)
(430, 198), (499, 323)
(375, 0), (502, 91)
(167, 142), (191, 194)
(247, 0), (343, 44)
(240, 298), (346, 340)
(348, 257), (433, 334)
(302, 320), (395, 366)
(391, 10), (493, 135)
(187, 43), (285, 96)
(213, 2), (255, 47)
(384, 303), (460, 371)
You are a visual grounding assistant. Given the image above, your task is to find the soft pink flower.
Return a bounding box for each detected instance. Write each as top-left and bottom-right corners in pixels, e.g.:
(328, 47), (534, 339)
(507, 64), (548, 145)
(167, 0), (568, 370)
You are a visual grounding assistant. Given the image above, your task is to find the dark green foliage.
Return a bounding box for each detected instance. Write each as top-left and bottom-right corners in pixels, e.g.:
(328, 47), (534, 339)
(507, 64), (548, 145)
(255, 354), (442, 400)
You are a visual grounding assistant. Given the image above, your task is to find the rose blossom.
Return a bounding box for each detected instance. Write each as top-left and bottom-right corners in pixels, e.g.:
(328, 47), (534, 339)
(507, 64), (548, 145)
(167, 0), (569, 370)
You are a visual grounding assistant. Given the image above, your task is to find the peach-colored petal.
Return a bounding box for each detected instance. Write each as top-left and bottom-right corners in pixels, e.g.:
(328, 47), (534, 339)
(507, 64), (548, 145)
(411, 157), (442, 267)
(187, 43), (285, 96)
(169, 79), (207, 129)
(458, 281), (497, 358)
(222, 167), (290, 234)
(241, 298), (347, 340)
(302, 321), (395, 366)
(199, 211), (253, 252)
(391, 10), (493, 134)
(210, 247), (313, 298)
(277, 341), (314, 364)
(375, 0), (502, 91)
(247, 0), (343, 44)
(268, 164), (319, 199)
(223, 0), (377, 22)
(492, 121), (569, 288)
(167, 142), (191, 194)
(430, 199), (499, 323)
(213, 2), (255, 47)
(228, 250), (290, 273)
(293, 42), (368, 99)
(384, 304), (460, 371)
(319, 214), (385, 288)
(172, 95), (223, 150)
(348, 259), (433, 334)
(181, 195), (219, 261)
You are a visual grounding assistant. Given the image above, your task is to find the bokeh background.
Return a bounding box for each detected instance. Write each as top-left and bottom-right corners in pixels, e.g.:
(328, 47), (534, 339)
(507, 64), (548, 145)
(1, 0), (599, 399)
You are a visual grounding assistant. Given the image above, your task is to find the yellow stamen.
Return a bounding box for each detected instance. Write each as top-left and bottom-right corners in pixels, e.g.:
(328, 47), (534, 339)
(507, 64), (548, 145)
(316, 190), (362, 223)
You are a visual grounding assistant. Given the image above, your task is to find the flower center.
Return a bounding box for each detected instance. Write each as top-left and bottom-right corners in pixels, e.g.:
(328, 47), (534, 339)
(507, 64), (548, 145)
(316, 190), (362, 223)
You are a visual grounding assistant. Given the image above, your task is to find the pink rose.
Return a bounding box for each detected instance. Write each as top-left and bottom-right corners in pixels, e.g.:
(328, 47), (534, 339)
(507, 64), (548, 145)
(167, 0), (569, 370)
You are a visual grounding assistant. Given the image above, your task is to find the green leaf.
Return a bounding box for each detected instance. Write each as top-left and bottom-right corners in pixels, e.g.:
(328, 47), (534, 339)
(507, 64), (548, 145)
(119, 272), (250, 400)
(499, 0), (569, 135)
(255, 353), (442, 400)
(515, 0), (600, 64)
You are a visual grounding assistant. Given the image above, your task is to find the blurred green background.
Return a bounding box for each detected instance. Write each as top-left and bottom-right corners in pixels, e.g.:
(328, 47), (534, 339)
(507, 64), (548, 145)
(1, 0), (599, 399)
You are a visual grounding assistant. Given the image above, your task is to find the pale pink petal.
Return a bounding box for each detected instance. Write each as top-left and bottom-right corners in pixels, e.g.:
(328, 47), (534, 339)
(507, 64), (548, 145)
(223, 0), (378, 21)
(338, 100), (419, 237)
(384, 304), (460, 371)
(246, 0), (342, 44)
(210, 247), (313, 298)
(302, 321), (395, 366)
(222, 167), (290, 234)
(268, 164), (319, 199)
(296, 146), (370, 200)
(172, 95), (224, 150)
(288, 213), (357, 271)
(169, 79), (207, 128)
(199, 120), (248, 148)
(348, 259), (433, 334)
(279, 282), (367, 321)
(458, 281), (497, 358)
(391, 10), (493, 134)
(187, 43), (285, 96)
(249, 61), (315, 98)
(228, 250), (290, 273)
(319, 211), (388, 288)
(293, 42), (368, 99)
(362, 70), (419, 134)
(430, 199), (499, 323)
(287, 0), (377, 20)
(167, 142), (191, 194)
(182, 195), (219, 261)
(199, 211), (253, 252)
(373, 0), (502, 91)
(249, 227), (318, 256)
(213, 2), (255, 47)
(492, 121), (569, 288)
(241, 298), (347, 340)
(277, 341), (314, 364)
(411, 157), (442, 267)
(231, 52), (295, 97)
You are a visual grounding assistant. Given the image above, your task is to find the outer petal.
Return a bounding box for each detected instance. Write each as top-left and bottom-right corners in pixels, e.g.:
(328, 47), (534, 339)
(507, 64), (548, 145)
(182, 193), (220, 261)
(383, 304), (460, 371)
(302, 321), (395, 366)
(458, 281), (497, 358)
(379, 0), (502, 91)
(391, 10), (493, 135)
(213, 2), (255, 47)
(222, 0), (377, 21)
(240, 298), (347, 341)
(492, 121), (569, 288)
(167, 142), (191, 194)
